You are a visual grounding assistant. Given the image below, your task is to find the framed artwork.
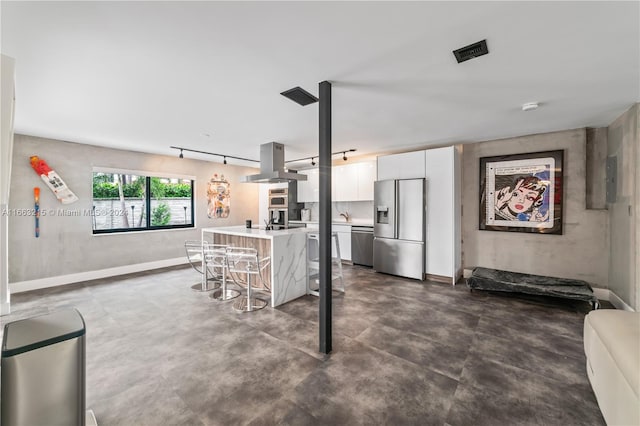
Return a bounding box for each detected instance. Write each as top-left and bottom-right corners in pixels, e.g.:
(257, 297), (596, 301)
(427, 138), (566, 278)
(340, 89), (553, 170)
(479, 150), (563, 234)
(207, 173), (230, 219)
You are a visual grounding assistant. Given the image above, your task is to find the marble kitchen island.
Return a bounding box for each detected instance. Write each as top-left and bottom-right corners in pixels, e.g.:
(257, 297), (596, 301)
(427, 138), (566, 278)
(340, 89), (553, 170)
(202, 226), (311, 307)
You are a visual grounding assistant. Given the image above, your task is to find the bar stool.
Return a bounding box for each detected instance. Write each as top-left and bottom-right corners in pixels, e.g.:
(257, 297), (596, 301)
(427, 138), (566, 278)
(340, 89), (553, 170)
(225, 247), (271, 313)
(184, 240), (222, 292)
(203, 242), (241, 301)
(307, 232), (345, 296)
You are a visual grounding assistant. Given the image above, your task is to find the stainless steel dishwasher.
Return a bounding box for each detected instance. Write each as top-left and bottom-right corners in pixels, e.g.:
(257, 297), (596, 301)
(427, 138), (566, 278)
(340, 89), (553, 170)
(351, 226), (374, 267)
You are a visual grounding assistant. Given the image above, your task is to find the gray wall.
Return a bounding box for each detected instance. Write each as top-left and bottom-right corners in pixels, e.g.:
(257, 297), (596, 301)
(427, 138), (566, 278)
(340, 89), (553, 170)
(585, 127), (608, 209)
(9, 135), (259, 282)
(462, 128), (609, 287)
(607, 104), (638, 310)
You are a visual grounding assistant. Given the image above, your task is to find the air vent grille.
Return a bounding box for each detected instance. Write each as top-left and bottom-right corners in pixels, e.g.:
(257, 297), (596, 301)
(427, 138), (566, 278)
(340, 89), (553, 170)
(453, 39), (489, 63)
(280, 87), (319, 106)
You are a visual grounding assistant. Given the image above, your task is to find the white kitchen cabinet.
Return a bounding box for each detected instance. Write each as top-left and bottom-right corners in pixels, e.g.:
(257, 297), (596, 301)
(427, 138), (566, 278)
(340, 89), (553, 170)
(333, 164), (358, 202)
(377, 151), (426, 180)
(424, 146), (461, 284)
(297, 168), (319, 202)
(300, 161), (376, 202)
(356, 161), (376, 200)
(332, 224), (352, 261)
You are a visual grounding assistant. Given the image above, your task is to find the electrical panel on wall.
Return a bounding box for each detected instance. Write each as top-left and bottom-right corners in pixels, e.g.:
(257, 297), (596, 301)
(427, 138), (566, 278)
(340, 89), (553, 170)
(606, 156), (617, 204)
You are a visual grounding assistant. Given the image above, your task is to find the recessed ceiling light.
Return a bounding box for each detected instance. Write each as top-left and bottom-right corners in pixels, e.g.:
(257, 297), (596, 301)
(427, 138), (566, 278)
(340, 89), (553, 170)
(522, 102), (539, 111)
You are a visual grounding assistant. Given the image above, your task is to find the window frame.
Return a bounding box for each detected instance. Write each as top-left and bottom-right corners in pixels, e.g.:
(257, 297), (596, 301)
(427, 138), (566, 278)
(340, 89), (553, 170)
(92, 168), (196, 235)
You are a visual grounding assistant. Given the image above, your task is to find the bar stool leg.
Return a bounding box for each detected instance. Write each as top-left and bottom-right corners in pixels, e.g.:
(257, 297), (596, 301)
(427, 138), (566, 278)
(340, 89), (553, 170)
(333, 233), (345, 293)
(247, 270), (253, 312)
(232, 269), (267, 313)
(191, 245), (221, 292)
(213, 262), (240, 301)
(192, 260), (221, 292)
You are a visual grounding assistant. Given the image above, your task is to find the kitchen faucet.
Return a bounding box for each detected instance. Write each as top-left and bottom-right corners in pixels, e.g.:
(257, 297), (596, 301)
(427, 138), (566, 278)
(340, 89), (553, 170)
(339, 212), (351, 222)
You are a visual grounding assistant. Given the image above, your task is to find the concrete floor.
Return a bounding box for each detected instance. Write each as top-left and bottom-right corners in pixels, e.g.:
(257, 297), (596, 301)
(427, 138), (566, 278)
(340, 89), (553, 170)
(3, 265), (605, 425)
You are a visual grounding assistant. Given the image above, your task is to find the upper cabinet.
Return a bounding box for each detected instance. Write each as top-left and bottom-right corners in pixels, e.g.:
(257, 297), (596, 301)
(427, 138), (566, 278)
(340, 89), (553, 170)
(297, 168), (319, 203)
(297, 160), (377, 202)
(333, 164), (358, 201)
(377, 151), (425, 180)
(356, 161), (376, 201)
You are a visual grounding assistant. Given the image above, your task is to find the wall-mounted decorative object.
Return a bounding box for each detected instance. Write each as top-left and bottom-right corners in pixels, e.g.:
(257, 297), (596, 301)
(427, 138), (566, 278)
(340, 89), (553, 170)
(207, 174), (230, 219)
(479, 150), (563, 234)
(34, 187), (40, 238)
(29, 156), (78, 204)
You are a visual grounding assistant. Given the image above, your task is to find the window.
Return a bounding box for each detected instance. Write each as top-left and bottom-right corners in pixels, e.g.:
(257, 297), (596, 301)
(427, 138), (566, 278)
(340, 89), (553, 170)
(92, 171), (194, 234)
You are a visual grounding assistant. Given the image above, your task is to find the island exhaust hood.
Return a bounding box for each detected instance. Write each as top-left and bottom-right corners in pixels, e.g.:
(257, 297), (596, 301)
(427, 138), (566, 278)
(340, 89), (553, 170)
(241, 142), (307, 183)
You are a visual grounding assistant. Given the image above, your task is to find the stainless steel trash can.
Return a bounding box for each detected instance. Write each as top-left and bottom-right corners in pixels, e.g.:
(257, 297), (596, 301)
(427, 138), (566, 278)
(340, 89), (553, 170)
(1, 308), (86, 426)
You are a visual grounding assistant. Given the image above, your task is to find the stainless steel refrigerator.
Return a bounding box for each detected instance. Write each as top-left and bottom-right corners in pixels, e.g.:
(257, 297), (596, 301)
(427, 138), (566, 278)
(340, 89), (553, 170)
(373, 179), (425, 280)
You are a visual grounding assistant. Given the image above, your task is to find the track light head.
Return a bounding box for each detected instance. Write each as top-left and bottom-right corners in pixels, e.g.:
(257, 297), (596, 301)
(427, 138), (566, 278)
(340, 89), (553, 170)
(179, 149), (184, 159)
(343, 152), (347, 161)
(311, 157), (316, 166)
(223, 156), (227, 165)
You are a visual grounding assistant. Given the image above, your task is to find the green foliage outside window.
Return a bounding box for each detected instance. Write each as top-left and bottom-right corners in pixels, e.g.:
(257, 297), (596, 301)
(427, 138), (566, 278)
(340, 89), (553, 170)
(92, 171), (192, 234)
(151, 203), (172, 226)
(92, 178), (190, 199)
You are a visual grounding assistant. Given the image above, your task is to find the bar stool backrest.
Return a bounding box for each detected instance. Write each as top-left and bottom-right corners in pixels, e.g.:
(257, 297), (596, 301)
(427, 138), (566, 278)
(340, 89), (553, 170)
(202, 242), (229, 269)
(225, 247), (271, 291)
(225, 247), (259, 273)
(185, 240), (205, 274)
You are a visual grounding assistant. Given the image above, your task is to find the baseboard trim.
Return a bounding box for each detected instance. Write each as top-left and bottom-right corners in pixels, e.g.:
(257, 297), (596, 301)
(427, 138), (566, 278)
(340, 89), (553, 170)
(608, 290), (635, 312)
(454, 267), (463, 285)
(592, 287), (609, 301)
(10, 257), (189, 294)
(425, 273), (453, 284)
(592, 287), (635, 311)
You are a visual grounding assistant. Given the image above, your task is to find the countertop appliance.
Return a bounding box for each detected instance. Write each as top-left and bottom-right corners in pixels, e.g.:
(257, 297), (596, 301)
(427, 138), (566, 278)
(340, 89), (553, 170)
(351, 226), (374, 267)
(373, 179), (425, 280)
(269, 208), (287, 227)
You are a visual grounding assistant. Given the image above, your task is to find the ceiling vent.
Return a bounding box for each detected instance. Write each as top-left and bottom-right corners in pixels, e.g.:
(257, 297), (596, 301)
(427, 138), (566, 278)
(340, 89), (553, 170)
(453, 39), (489, 63)
(280, 87), (318, 106)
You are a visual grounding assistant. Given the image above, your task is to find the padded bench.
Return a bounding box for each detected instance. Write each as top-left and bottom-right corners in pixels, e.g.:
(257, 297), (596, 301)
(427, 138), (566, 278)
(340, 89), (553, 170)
(466, 267), (599, 308)
(584, 309), (639, 425)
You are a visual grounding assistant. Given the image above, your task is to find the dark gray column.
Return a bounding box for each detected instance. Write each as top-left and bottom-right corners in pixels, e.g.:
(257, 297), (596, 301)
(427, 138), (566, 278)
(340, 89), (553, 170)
(318, 80), (332, 354)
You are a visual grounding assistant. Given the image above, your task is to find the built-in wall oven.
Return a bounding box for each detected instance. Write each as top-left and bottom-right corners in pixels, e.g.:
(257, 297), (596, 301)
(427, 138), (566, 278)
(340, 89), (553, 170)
(268, 188), (288, 208)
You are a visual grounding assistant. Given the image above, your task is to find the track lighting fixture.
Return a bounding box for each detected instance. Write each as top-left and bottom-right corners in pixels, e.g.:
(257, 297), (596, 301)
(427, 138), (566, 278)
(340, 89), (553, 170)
(170, 146), (259, 164)
(285, 149), (356, 165)
(171, 146), (355, 166)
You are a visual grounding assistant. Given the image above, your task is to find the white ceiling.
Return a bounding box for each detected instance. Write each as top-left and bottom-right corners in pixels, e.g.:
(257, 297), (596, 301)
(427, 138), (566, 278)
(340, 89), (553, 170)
(2, 1), (639, 167)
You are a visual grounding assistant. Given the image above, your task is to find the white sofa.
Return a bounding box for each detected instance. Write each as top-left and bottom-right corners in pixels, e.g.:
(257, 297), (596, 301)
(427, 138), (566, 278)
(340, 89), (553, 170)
(583, 309), (639, 425)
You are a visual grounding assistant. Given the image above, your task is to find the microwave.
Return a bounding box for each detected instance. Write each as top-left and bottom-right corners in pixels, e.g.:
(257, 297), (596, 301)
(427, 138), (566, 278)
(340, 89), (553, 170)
(269, 195), (287, 208)
(268, 188), (288, 208)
